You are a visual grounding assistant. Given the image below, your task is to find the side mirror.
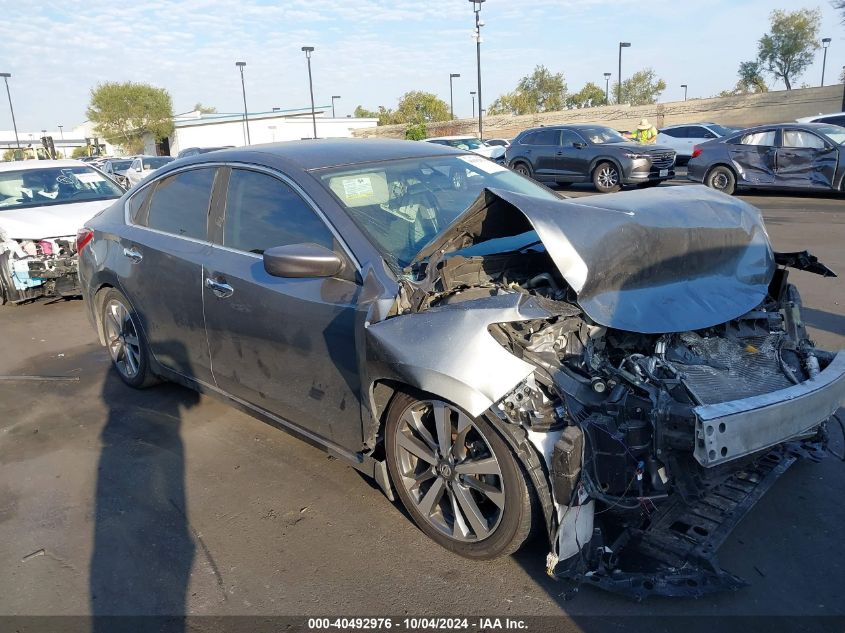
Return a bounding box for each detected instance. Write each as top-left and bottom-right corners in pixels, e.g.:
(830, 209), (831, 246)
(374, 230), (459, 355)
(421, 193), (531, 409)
(573, 142), (587, 149)
(263, 243), (343, 278)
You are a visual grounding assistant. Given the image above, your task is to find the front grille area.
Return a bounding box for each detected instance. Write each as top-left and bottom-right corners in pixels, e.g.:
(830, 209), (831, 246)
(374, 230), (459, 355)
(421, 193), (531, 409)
(649, 151), (676, 169)
(670, 334), (794, 405)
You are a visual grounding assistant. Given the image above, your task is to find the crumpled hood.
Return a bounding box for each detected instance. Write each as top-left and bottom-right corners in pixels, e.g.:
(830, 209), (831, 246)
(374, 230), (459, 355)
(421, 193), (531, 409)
(0, 199), (114, 240)
(413, 185), (775, 333)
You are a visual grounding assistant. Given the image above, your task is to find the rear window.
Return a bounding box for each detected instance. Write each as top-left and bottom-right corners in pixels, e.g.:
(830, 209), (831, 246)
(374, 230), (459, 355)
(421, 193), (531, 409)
(526, 129), (560, 146)
(144, 168), (215, 240)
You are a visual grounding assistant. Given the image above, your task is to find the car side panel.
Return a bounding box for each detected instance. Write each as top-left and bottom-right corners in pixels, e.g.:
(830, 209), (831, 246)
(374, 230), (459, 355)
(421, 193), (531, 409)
(775, 146), (839, 189)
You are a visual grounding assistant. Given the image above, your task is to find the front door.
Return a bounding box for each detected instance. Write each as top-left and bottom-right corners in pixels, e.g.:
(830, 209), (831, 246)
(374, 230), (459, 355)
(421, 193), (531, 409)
(202, 167), (364, 451)
(776, 128), (838, 189)
(557, 129), (590, 182)
(116, 167), (219, 383)
(728, 129), (778, 185)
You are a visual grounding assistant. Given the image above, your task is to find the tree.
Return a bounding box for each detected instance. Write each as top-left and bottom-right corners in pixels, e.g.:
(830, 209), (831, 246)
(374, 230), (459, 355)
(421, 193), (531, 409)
(71, 146), (89, 159)
(613, 68), (666, 105)
(737, 60), (769, 93)
(389, 91), (450, 125)
(757, 8), (821, 90)
(353, 105), (380, 118)
(834, 0), (845, 24)
(566, 82), (607, 109)
(87, 81), (174, 154)
(405, 123), (427, 140)
(193, 102), (217, 114)
(488, 66), (567, 115)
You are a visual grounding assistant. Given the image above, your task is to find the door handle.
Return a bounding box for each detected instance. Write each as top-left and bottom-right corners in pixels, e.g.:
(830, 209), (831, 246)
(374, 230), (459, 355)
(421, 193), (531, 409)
(122, 246), (143, 263)
(205, 276), (234, 298)
(556, 151), (564, 156)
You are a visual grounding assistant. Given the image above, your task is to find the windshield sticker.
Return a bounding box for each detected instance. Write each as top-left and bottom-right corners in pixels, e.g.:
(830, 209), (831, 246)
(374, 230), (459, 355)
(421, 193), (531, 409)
(342, 176), (375, 200)
(458, 154), (508, 174)
(75, 172), (107, 184)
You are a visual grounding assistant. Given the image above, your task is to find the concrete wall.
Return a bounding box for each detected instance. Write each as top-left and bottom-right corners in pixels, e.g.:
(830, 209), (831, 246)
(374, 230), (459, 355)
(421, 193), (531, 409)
(353, 84), (845, 140)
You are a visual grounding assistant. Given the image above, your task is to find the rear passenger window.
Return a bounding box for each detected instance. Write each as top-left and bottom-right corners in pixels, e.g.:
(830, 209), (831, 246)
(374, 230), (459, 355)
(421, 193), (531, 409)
(145, 168), (215, 240)
(739, 131), (776, 146)
(662, 127), (687, 138)
(223, 169), (334, 254)
(128, 185), (154, 224)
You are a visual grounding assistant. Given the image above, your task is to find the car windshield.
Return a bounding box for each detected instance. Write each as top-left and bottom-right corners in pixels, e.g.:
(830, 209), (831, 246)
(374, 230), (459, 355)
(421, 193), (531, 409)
(580, 127), (628, 144)
(318, 154), (559, 269)
(0, 166), (124, 210)
(708, 124), (736, 136)
(442, 138), (484, 150)
(817, 124), (845, 145)
(144, 157), (173, 169)
(110, 160), (133, 170)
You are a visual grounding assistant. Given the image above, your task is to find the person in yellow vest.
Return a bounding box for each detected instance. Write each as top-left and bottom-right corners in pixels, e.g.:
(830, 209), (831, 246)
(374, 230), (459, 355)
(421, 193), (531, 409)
(631, 118), (658, 144)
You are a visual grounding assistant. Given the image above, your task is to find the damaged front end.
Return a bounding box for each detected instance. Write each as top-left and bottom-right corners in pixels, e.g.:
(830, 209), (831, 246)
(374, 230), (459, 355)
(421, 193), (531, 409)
(370, 186), (845, 599)
(0, 227), (81, 304)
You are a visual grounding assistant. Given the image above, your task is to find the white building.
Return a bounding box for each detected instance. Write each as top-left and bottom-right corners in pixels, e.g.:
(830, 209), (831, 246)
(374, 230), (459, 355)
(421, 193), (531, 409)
(165, 107), (378, 156)
(1, 121), (117, 158)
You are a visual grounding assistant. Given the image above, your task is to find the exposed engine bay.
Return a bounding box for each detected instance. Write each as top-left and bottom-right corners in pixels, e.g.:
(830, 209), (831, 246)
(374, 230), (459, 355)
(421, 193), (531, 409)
(0, 228), (80, 304)
(373, 186), (845, 599)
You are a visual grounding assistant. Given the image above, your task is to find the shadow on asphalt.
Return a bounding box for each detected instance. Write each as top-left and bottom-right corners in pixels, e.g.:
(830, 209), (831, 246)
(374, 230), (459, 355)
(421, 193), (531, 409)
(803, 307), (845, 338)
(90, 350), (198, 632)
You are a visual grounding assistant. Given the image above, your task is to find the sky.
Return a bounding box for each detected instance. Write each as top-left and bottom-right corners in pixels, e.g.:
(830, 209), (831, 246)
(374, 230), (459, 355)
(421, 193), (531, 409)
(1, 0), (844, 132)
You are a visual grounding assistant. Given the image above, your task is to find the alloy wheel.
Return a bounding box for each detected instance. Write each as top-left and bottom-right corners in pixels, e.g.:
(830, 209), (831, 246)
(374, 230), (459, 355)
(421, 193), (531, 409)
(711, 172), (729, 190)
(597, 165), (619, 189)
(393, 399), (505, 542)
(104, 299), (142, 379)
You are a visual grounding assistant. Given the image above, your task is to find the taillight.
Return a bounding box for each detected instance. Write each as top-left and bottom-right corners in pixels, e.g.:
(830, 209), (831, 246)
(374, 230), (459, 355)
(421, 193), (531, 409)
(691, 145), (702, 159)
(76, 228), (94, 252)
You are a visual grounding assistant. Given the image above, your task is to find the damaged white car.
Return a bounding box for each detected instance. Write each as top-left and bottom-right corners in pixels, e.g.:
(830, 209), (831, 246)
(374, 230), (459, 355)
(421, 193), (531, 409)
(0, 160), (124, 305)
(78, 141), (845, 600)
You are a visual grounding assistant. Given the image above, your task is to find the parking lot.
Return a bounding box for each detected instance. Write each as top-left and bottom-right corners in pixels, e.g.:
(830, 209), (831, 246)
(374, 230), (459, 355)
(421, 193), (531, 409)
(1, 181), (844, 629)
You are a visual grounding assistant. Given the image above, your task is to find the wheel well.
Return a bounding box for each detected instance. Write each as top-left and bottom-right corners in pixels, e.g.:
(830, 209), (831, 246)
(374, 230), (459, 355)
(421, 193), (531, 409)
(92, 284), (115, 346)
(590, 158), (622, 179)
(510, 158), (531, 170)
(704, 163), (737, 181)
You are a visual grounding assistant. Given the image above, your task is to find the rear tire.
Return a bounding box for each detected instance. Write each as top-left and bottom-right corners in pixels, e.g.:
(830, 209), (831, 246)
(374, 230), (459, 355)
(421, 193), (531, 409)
(705, 165), (736, 195)
(99, 288), (158, 389)
(593, 161), (621, 193)
(512, 161), (533, 179)
(385, 392), (532, 560)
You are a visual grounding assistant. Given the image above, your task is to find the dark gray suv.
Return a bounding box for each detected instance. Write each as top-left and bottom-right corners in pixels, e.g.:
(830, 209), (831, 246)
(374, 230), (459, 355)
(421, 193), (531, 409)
(505, 124), (676, 192)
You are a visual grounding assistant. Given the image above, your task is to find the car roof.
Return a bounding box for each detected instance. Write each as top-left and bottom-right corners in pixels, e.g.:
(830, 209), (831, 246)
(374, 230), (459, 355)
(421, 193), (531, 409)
(661, 122), (719, 129)
(425, 135), (479, 141)
(0, 159), (86, 172)
(172, 138), (464, 171)
(731, 122), (837, 134)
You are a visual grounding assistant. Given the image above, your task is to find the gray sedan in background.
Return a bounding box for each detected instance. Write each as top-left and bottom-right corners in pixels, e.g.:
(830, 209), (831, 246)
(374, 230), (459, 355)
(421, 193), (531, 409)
(688, 122), (845, 195)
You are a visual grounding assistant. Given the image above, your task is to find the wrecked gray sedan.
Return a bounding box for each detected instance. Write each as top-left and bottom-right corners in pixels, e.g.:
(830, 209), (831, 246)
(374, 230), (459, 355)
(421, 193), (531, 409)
(78, 140), (845, 599)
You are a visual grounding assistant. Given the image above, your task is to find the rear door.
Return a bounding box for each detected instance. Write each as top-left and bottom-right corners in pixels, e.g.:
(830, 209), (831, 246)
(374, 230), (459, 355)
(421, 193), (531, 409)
(528, 129), (563, 179)
(776, 128), (838, 189)
(728, 129), (778, 185)
(203, 166), (364, 451)
(118, 166), (220, 383)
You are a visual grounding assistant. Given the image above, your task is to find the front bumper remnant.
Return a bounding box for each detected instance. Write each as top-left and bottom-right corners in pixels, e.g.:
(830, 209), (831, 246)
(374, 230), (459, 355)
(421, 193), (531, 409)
(694, 350), (845, 467)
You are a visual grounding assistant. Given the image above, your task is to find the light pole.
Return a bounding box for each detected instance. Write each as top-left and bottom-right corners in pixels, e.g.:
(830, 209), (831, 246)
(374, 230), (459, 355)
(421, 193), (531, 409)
(57, 124), (64, 157)
(821, 38), (831, 86)
(449, 73), (460, 119)
(617, 42), (631, 104)
(331, 95), (341, 118)
(603, 72), (611, 104)
(469, 0), (485, 140)
(470, 90), (476, 118)
(1, 73), (20, 149)
(681, 84), (688, 101)
(235, 61), (250, 145)
(302, 46), (317, 139)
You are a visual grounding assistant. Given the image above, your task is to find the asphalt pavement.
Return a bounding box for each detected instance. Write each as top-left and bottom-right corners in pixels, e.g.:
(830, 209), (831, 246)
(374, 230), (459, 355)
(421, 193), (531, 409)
(1, 183), (843, 631)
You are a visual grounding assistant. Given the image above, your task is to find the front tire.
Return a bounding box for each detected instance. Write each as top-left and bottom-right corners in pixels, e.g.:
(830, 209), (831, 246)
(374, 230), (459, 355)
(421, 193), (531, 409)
(705, 165), (736, 195)
(593, 161), (621, 193)
(385, 392), (532, 560)
(99, 288), (157, 388)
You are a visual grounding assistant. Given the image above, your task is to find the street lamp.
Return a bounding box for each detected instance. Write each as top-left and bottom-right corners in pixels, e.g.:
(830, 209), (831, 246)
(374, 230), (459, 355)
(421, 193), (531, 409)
(331, 95), (341, 118)
(681, 84), (688, 101)
(821, 38), (832, 87)
(235, 61), (250, 145)
(470, 91), (476, 118)
(57, 124), (64, 157)
(449, 73), (460, 119)
(603, 72), (611, 104)
(0, 73), (20, 148)
(302, 46), (317, 139)
(617, 42), (631, 104)
(469, 0), (485, 140)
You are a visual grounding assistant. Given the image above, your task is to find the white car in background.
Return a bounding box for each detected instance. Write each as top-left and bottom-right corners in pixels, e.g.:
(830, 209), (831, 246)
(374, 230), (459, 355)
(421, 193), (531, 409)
(124, 155), (175, 188)
(424, 135), (506, 163)
(0, 160), (124, 304)
(656, 123), (739, 164)
(797, 111), (845, 127)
